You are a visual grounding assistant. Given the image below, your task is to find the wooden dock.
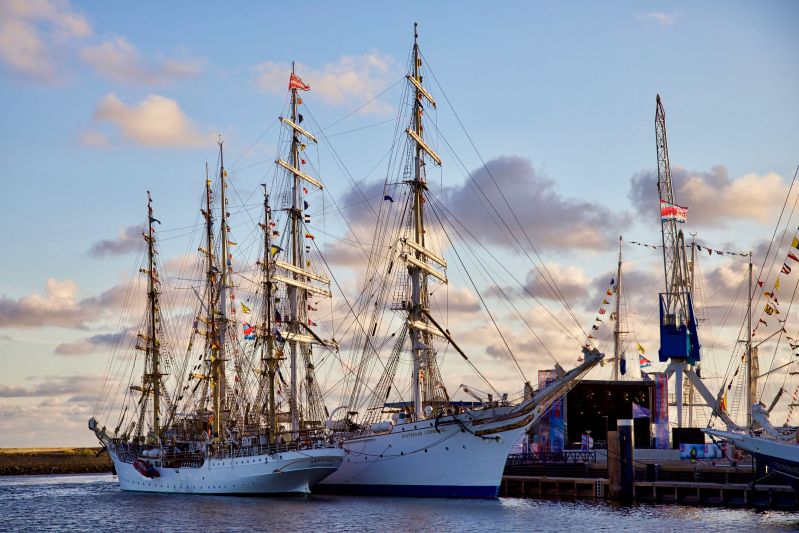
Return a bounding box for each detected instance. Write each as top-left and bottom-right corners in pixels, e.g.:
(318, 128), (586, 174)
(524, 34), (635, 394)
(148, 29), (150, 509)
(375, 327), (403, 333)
(500, 475), (798, 509)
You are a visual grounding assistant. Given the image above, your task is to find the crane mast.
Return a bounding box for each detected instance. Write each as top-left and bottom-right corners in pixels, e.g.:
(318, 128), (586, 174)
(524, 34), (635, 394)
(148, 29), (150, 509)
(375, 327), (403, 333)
(655, 95), (700, 366)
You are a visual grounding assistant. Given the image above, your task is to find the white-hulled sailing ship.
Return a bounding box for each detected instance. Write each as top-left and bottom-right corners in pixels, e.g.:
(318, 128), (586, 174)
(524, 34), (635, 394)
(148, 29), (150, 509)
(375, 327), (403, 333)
(88, 71), (345, 494)
(318, 25), (604, 498)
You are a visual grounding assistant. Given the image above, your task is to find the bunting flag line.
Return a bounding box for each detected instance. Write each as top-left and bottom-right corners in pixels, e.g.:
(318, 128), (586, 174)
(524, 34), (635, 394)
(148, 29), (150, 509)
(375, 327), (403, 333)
(627, 240), (749, 257)
(639, 354), (652, 368)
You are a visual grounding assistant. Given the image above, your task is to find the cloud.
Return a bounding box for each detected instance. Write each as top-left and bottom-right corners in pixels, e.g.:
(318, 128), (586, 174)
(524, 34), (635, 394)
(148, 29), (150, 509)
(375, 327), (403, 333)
(92, 93), (216, 148)
(79, 130), (110, 148)
(80, 36), (204, 85)
(628, 165), (789, 227)
(636, 11), (682, 27)
(54, 331), (134, 356)
(521, 263), (591, 302)
(0, 374), (96, 398)
(255, 52), (398, 115)
(443, 156), (630, 251)
(0, 0), (91, 80)
(0, 278), (131, 329)
(87, 224), (143, 257)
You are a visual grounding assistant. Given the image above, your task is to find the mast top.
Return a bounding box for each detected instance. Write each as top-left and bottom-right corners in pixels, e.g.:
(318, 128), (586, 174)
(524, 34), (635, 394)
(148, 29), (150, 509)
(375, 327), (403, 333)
(414, 22), (418, 44)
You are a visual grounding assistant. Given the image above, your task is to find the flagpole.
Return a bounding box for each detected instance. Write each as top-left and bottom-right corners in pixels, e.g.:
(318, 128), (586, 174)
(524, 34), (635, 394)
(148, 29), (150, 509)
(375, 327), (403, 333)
(613, 236), (623, 381)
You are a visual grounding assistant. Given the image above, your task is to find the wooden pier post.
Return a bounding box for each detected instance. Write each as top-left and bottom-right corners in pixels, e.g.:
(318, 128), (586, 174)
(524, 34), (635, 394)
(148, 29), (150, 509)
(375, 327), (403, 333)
(618, 419), (635, 500)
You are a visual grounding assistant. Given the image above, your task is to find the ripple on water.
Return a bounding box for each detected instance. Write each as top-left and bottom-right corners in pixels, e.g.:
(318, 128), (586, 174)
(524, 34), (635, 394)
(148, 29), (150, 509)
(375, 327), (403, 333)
(2, 475), (798, 532)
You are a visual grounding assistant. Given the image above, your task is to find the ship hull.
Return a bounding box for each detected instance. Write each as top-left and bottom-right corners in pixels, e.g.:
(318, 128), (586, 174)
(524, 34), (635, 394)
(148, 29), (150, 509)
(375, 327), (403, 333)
(704, 429), (799, 489)
(319, 405), (540, 498)
(111, 448), (344, 495)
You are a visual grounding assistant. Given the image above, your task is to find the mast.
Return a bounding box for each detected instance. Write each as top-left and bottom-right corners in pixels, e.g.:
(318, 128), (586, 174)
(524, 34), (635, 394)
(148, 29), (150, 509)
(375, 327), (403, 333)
(201, 168), (221, 439)
(409, 23), (426, 421)
(688, 236), (696, 426)
(746, 252), (753, 428)
(288, 61), (301, 437)
(217, 139), (229, 437)
(145, 191), (161, 439)
(261, 187), (278, 442)
(613, 237), (622, 381)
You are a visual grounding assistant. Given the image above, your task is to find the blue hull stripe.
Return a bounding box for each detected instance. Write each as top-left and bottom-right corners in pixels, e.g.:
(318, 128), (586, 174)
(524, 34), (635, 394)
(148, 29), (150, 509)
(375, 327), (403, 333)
(316, 484), (499, 499)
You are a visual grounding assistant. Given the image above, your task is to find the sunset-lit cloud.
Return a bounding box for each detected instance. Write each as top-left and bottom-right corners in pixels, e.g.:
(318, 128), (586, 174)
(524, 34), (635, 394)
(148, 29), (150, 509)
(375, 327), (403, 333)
(91, 93), (216, 148)
(87, 224), (144, 257)
(0, 0), (91, 80)
(255, 52), (399, 115)
(80, 36), (205, 85)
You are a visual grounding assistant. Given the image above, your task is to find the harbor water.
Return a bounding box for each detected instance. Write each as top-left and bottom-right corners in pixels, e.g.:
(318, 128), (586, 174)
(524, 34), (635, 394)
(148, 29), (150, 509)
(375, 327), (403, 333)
(2, 474), (797, 532)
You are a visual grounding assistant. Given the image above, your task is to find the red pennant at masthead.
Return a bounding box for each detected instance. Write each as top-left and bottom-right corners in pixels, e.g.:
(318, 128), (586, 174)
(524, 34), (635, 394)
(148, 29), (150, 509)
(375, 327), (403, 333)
(289, 73), (311, 91)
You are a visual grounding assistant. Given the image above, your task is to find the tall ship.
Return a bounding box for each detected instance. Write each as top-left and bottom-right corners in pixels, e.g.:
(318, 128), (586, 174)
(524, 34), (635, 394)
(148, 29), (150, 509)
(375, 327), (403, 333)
(318, 26), (604, 498)
(88, 71), (345, 494)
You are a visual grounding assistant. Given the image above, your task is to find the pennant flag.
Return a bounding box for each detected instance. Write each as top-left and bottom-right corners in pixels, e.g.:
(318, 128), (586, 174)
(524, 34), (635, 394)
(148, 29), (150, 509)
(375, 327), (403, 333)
(793, 236), (799, 249)
(305, 233), (315, 240)
(606, 288), (613, 296)
(303, 187), (309, 194)
(298, 113), (304, 124)
(759, 318), (768, 326)
(271, 245), (283, 255)
(602, 299), (610, 305)
(275, 309), (282, 323)
(242, 322), (256, 340)
(639, 354), (652, 368)
(274, 328), (285, 343)
(775, 278), (781, 290)
(757, 280), (764, 288)
(707, 248), (712, 256)
(384, 195), (394, 202)
(660, 200), (688, 223)
(297, 97), (303, 105)
(595, 317), (602, 322)
(783, 263), (792, 275)
(789, 252), (799, 263)
(764, 304), (779, 315)
(632, 403), (651, 418)
(308, 319), (317, 326)
(592, 325), (599, 330)
(588, 335), (596, 339)
(227, 240), (237, 246)
(304, 201), (309, 209)
(301, 159), (306, 165)
(308, 304), (317, 311)
(150, 216), (161, 225)
(720, 393), (727, 412)
(637, 342), (646, 354)
(610, 278), (615, 285)
(599, 308), (607, 315)
(764, 291), (774, 299)
(240, 302), (251, 314)
(272, 231), (279, 236)
(288, 73), (311, 91)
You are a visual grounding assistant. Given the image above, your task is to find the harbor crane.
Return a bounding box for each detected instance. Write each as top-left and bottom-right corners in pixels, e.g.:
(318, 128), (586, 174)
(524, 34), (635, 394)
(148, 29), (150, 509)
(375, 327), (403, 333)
(654, 95), (741, 433)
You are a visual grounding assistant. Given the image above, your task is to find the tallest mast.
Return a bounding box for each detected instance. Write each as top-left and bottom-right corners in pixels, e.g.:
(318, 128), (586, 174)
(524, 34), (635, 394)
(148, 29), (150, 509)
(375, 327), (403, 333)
(409, 23), (425, 421)
(405, 23), (444, 420)
(145, 192), (161, 439)
(288, 61), (301, 436)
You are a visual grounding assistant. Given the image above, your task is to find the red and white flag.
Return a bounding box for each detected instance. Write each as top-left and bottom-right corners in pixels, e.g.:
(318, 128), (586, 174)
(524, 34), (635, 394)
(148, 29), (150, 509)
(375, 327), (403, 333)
(289, 73), (311, 91)
(660, 200), (688, 223)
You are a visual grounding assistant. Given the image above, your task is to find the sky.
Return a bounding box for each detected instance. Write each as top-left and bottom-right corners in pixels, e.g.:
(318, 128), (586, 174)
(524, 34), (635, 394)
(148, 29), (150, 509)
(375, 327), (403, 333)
(0, 0), (798, 447)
